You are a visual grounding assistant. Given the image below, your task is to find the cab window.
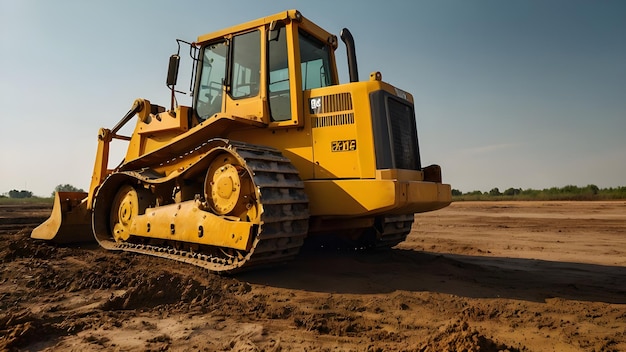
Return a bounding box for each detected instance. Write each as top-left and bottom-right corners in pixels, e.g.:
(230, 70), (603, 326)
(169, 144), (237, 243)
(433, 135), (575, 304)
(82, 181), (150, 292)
(268, 23), (291, 122)
(196, 41), (227, 121)
(299, 30), (332, 90)
(231, 30), (260, 99)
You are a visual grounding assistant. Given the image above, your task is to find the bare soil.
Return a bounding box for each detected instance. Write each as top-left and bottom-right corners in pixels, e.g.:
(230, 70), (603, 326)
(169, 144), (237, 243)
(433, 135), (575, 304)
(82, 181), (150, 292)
(1, 201), (625, 351)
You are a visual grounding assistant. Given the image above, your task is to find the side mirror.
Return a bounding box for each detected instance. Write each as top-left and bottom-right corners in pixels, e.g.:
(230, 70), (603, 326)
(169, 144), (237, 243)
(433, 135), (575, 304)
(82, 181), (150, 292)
(166, 55), (180, 87)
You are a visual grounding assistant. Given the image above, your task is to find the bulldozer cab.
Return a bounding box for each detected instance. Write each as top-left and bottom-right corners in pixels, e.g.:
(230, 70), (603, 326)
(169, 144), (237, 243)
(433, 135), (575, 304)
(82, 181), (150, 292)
(187, 10), (339, 129)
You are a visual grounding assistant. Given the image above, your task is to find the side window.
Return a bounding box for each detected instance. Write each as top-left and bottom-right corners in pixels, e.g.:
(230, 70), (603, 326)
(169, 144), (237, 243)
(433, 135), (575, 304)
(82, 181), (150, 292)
(299, 31), (332, 90)
(231, 31), (260, 99)
(268, 23), (291, 121)
(196, 42), (227, 120)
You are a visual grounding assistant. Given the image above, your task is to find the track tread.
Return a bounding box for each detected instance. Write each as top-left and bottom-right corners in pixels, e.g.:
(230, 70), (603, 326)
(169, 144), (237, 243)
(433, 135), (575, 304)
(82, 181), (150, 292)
(96, 140), (309, 273)
(374, 214), (415, 249)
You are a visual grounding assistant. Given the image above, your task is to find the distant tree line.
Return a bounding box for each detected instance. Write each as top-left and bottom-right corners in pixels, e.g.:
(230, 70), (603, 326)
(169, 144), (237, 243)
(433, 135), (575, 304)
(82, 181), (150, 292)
(1, 184), (85, 199)
(52, 184), (85, 196)
(452, 184), (626, 201)
(6, 190), (34, 198)
(3, 183), (625, 201)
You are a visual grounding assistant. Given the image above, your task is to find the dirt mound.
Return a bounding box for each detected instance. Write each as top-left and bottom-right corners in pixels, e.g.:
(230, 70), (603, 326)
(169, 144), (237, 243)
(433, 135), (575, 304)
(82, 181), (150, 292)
(100, 268), (252, 312)
(0, 230), (65, 262)
(0, 311), (65, 351)
(420, 321), (524, 352)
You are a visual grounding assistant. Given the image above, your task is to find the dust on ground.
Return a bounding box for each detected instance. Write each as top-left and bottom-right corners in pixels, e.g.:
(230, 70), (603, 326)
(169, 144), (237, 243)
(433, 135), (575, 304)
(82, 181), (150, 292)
(1, 201), (625, 351)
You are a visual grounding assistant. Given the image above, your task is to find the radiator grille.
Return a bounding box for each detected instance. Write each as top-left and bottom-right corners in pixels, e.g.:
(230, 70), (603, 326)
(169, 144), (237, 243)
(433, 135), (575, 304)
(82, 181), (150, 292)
(370, 90), (422, 171)
(388, 99), (420, 170)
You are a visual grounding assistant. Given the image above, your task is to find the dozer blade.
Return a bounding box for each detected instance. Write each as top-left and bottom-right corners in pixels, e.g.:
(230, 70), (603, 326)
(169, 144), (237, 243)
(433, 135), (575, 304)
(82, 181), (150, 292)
(31, 192), (95, 244)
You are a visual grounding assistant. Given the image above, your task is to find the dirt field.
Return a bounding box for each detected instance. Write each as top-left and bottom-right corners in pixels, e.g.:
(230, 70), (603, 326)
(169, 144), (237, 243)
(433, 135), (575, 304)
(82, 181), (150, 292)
(1, 201), (625, 351)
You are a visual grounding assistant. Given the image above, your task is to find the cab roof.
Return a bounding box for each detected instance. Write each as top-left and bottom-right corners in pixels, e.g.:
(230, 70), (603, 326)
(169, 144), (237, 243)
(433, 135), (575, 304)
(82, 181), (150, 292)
(195, 9), (337, 49)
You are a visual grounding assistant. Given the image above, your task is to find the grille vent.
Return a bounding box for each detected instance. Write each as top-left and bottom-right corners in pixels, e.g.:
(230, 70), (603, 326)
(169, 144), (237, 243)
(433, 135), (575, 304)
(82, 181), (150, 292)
(312, 113), (355, 128)
(311, 92), (353, 128)
(319, 92), (352, 113)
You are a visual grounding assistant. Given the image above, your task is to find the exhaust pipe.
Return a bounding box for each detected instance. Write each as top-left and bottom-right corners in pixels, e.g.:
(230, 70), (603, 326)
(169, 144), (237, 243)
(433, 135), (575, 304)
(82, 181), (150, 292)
(340, 28), (359, 83)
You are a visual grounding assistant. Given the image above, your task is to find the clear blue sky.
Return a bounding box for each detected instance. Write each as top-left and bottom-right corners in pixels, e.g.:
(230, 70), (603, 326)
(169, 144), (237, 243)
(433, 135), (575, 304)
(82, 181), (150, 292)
(1, 0), (625, 196)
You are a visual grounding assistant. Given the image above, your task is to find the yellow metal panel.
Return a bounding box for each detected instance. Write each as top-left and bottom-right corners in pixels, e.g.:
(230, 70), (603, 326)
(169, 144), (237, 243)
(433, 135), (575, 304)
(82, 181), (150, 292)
(224, 94), (266, 124)
(405, 182), (452, 213)
(130, 201), (254, 251)
(312, 124), (359, 178)
(137, 106), (189, 135)
(376, 169), (424, 181)
(305, 179), (451, 217)
(125, 106), (190, 163)
(305, 180), (397, 215)
(305, 83), (379, 179)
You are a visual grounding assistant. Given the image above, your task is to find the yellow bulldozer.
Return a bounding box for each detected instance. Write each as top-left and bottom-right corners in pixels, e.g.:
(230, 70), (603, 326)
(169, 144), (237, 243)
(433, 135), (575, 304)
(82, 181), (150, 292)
(32, 10), (451, 273)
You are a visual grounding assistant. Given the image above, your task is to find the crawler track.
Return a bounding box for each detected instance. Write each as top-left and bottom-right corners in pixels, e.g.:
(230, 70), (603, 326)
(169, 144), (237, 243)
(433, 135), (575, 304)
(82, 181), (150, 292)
(94, 141), (309, 273)
(374, 214), (415, 248)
